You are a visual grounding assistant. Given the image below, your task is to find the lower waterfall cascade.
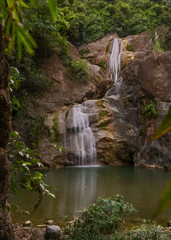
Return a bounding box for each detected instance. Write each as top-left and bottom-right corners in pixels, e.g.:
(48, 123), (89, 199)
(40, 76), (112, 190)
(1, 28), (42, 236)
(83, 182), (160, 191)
(65, 100), (97, 165)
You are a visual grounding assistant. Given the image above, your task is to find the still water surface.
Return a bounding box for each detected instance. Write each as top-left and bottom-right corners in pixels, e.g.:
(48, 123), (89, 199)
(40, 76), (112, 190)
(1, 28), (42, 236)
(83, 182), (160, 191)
(11, 166), (171, 226)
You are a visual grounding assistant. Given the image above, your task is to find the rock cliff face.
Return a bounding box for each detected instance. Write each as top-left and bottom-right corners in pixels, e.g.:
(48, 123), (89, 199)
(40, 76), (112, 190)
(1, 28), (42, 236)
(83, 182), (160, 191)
(27, 41), (113, 119)
(14, 31), (171, 169)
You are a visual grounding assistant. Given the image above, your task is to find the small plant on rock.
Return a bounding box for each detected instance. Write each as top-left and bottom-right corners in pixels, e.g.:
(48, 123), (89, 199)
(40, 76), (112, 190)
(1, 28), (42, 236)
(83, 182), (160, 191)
(143, 101), (158, 118)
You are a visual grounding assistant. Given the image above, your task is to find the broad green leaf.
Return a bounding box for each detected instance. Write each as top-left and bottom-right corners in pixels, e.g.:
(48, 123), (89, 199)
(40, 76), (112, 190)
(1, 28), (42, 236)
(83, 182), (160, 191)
(48, 0), (57, 20)
(13, 7), (19, 22)
(6, 0), (12, 8)
(17, 28), (34, 55)
(154, 179), (171, 216)
(18, 0), (29, 8)
(151, 107), (171, 141)
(16, 30), (22, 59)
(18, 23), (37, 48)
(10, 22), (16, 51)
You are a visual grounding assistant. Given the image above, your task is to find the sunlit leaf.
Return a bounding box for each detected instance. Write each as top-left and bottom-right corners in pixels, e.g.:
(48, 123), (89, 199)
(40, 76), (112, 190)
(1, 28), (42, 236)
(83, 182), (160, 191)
(6, 0), (12, 8)
(16, 30), (22, 59)
(48, 0), (57, 20)
(154, 179), (171, 217)
(18, 0), (29, 8)
(151, 107), (171, 141)
(13, 7), (19, 22)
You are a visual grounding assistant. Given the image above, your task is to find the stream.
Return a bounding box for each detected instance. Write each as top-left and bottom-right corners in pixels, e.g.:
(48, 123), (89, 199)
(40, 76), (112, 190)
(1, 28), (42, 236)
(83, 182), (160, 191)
(11, 165), (171, 226)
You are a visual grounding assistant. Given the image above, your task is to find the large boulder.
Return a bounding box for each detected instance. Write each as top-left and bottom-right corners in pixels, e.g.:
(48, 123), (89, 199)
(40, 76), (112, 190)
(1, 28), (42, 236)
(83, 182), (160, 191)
(139, 51), (171, 102)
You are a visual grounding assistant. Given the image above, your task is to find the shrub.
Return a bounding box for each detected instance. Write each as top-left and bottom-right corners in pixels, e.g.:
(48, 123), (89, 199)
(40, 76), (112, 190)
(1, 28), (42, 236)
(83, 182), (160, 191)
(64, 194), (135, 239)
(126, 44), (135, 52)
(97, 61), (106, 70)
(143, 101), (158, 118)
(69, 58), (91, 83)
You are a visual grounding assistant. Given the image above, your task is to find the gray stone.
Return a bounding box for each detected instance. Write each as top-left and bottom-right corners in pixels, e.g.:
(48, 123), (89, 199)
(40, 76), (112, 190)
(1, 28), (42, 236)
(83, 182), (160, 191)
(45, 225), (61, 239)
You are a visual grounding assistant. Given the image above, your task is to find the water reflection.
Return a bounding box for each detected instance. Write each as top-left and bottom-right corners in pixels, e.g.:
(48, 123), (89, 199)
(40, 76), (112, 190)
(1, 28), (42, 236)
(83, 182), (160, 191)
(11, 166), (171, 225)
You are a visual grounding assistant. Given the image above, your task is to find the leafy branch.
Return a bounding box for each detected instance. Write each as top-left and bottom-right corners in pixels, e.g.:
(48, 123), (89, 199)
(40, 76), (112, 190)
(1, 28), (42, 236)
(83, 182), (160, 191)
(8, 131), (55, 210)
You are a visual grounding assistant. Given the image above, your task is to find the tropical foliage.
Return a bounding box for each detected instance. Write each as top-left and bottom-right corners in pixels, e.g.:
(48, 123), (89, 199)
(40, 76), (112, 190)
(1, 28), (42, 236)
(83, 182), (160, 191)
(64, 0), (171, 45)
(64, 195), (170, 240)
(9, 131), (55, 209)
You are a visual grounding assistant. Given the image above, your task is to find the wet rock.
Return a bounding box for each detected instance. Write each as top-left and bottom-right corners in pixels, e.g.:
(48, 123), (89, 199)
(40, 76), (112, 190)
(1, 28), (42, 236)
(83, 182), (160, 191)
(45, 225), (61, 240)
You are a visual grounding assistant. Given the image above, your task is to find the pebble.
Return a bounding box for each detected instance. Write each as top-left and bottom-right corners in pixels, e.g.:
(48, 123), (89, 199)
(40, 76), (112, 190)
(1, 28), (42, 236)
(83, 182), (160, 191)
(23, 220), (32, 227)
(46, 220), (53, 225)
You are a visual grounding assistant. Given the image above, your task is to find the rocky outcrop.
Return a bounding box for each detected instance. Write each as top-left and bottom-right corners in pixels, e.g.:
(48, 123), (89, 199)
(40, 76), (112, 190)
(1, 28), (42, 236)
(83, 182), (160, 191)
(106, 50), (171, 169)
(78, 32), (118, 65)
(139, 52), (171, 102)
(14, 32), (171, 169)
(27, 42), (113, 119)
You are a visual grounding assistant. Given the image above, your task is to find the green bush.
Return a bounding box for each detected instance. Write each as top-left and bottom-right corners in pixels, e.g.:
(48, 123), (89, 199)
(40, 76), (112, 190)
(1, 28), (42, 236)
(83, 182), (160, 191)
(64, 195), (135, 239)
(126, 44), (135, 52)
(108, 222), (170, 240)
(97, 61), (106, 70)
(69, 58), (90, 83)
(63, 196), (170, 240)
(8, 131), (55, 210)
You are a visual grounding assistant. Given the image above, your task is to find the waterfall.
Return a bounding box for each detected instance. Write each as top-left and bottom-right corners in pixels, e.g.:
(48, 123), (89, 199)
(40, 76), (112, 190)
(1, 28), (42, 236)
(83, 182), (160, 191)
(66, 100), (97, 165)
(61, 38), (123, 165)
(109, 38), (123, 81)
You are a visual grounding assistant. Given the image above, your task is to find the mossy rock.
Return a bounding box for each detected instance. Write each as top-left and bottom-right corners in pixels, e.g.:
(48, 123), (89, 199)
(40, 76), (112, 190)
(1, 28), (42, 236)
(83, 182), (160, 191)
(126, 44), (135, 52)
(97, 61), (106, 70)
(96, 100), (106, 109)
(50, 114), (59, 142)
(99, 110), (110, 120)
(99, 119), (112, 129)
(106, 39), (113, 53)
(79, 48), (90, 56)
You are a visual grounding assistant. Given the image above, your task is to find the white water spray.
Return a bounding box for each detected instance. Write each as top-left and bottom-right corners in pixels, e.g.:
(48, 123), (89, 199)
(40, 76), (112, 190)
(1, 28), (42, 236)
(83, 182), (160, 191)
(66, 101), (97, 165)
(109, 38), (123, 81)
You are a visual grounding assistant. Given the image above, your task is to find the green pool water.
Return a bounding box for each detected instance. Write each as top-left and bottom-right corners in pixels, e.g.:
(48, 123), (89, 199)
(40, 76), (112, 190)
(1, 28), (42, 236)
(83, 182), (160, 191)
(10, 165), (171, 226)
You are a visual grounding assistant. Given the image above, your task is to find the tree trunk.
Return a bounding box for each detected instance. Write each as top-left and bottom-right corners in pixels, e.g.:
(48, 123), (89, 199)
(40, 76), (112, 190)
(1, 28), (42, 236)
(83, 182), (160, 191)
(0, 25), (14, 239)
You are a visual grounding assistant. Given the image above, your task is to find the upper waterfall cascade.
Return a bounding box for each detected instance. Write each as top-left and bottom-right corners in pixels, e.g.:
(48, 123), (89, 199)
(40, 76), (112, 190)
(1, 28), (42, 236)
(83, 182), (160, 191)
(109, 38), (123, 81)
(65, 100), (97, 165)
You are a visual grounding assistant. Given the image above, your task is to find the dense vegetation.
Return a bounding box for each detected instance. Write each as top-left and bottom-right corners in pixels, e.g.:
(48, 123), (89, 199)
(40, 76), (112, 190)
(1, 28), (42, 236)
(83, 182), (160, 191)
(66, 0), (171, 45)
(9, 0), (170, 117)
(64, 195), (170, 240)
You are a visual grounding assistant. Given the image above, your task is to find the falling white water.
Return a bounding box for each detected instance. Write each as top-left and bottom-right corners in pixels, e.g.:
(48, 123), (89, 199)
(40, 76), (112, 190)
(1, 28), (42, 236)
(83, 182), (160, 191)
(109, 38), (123, 81)
(66, 101), (97, 165)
